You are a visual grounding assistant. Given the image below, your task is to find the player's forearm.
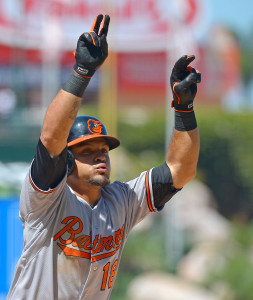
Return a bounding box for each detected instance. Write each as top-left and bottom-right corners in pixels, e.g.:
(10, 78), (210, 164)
(41, 70), (93, 157)
(166, 127), (200, 189)
(167, 55), (201, 189)
(40, 89), (83, 157)
(40, 16), (110, 158)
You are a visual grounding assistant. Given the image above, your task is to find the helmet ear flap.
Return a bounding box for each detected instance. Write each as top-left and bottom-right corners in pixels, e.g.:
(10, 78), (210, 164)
(67, 149), (75, 176)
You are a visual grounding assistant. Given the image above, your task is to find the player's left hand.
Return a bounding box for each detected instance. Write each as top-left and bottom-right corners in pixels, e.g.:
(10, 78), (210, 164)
(170, 55), (201, 112)
(73, 14), (110, 78)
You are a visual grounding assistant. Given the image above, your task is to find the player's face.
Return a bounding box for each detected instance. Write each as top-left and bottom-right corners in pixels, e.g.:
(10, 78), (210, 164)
(69, 137), (111, 187)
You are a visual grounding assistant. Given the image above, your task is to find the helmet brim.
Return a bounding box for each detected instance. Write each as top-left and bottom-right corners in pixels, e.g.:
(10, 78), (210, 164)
(67, 134), (120, 150)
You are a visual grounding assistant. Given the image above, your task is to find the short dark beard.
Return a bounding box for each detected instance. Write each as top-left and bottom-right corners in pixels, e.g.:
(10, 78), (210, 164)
(88, 177), (110, 187)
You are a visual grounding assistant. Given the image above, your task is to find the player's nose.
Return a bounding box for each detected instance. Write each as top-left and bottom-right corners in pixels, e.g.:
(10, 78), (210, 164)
(94, 152), (107, 162)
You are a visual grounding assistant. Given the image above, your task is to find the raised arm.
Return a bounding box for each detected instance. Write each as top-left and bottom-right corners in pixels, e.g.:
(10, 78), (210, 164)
(40, 14), (110, 158)
(166, 55), (201, 189)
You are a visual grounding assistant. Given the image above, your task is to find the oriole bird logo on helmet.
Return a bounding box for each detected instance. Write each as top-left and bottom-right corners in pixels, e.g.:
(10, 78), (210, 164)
(87, 119), (103, 134)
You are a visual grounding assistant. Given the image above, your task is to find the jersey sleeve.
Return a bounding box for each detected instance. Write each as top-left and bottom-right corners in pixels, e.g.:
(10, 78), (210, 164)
(19, 139), (68, 228)
(123, 169), (156, 230)
(31, 139), (68, 190)
(124, 163), (180, 229)
(151, 162), (181, 209)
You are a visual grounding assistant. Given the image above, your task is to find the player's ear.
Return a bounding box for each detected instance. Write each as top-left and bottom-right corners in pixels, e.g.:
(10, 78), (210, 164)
(67, 149), (75, 176)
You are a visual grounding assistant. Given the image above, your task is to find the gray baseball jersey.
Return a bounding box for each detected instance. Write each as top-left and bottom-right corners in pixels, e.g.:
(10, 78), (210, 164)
(7, 166), (158, 300)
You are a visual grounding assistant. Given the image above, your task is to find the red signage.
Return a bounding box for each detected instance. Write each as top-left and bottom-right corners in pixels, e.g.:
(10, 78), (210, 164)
(0, 0), (206, 51)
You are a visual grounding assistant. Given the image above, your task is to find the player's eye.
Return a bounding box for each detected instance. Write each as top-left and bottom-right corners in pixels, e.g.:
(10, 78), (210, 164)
(102, 148), (109, 154)
(80, 148), (92, 155)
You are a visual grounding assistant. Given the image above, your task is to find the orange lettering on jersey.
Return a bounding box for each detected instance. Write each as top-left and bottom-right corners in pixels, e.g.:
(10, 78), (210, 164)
(54, 217), (125, 261)
(53, 216), (83, 245)
(57, 243), (92, 259)
(72, 234), (91, 249)
(94, 235), (113, 253)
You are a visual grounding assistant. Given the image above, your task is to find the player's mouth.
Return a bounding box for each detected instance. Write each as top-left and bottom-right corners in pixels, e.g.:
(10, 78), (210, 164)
(95, 163), (108, 174)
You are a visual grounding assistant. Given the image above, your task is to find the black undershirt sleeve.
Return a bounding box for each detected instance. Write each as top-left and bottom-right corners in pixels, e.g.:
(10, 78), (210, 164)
(31, 139), (68, 191)
(151, 162), (181, 209)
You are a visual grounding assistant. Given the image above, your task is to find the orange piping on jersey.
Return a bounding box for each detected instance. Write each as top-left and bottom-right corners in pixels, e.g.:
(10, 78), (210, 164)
(146, 170), (155, 212)
(57, 243), (91, 259)
(29, 170), (57, 194)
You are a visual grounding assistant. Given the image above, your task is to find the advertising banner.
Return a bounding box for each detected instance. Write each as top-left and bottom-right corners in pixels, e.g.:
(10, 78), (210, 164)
(0, 0), (206, 51)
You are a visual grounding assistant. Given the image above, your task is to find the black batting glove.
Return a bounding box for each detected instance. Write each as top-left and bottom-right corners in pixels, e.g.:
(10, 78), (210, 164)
(170, 55), (201, 112)
(73, 14), (110, 78)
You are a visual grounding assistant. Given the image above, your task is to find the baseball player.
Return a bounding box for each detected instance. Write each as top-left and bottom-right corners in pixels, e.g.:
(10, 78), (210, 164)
(7, 14), (201, 300)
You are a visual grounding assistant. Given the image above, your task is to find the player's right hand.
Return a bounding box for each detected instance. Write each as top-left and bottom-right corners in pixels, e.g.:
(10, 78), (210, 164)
(170, 55), (201, 112)
(73, 14), (110, 78)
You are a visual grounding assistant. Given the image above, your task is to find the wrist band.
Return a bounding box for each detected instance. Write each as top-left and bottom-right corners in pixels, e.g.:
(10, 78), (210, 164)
(174, 110), (197, 131)
(63, 71), (91, 97)
(171, 99), (194, 112)
(73, 64), (96, 78)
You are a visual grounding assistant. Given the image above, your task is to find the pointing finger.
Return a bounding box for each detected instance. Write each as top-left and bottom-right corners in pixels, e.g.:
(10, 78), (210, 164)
(99, 14), (110, 37)
(90, 14), (103, 35)
(185, 55), (195, 65)
(173, 55), (196, 72)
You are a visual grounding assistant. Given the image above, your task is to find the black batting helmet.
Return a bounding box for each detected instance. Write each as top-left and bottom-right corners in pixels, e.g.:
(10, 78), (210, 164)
(67, 116), (120, 150)
(67, 116), (120, 176)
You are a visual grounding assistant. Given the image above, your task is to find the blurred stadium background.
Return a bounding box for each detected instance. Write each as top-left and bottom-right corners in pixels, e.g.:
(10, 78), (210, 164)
(1, 0), (253, 299)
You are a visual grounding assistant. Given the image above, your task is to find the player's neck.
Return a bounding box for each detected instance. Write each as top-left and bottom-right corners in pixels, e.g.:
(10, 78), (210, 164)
(74, 190), (101, 206)
(67, 179), (102, 206)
